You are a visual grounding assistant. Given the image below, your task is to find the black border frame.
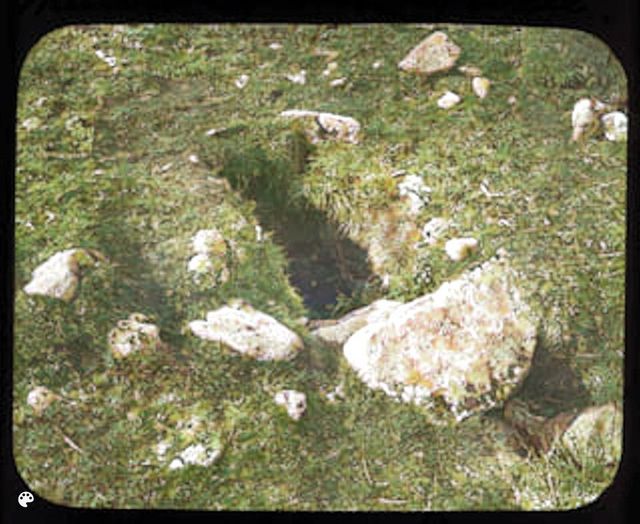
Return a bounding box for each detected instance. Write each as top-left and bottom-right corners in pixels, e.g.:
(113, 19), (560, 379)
(2, 1), (638, 523)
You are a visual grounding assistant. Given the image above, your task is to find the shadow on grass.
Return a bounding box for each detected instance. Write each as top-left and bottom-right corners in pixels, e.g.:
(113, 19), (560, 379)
(218, 137), (375, 319)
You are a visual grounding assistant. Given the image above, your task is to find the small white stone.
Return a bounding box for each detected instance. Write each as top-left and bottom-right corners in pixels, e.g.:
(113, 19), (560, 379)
(235, 74), (249, 89)
(472, 77), (490, 99)
(372, 60), (382, 69)
(108, 313), (161, 359)
(179, 443), (220, 467)
(156, 440), (171, 458)
(507, 95), (517, 105)
(330, 77), (347, 87)
(269, 42), (283, 50)
(188, 154), (199, 164)
(192, 228), (226, 255)
(286, 70), (307, 85)
(571, 98), (599, 141)
(22, 116), (41, 131)
(274, 390), (307, 420)
(168, 458), (184, 470)
(444, 237), (478, 261)
(322, 62), (338, 77)
(255, 224), (263, 242)
(437, 91), (461, 109)
(421, 217), (450, 245)
(601, 111), (627, 142)
(27, 386), (57, 415)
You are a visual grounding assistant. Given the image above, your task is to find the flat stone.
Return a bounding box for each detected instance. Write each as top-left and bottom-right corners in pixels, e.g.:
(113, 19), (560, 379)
(312, 299), (403, 346)
(343, 252), (537, 424)
(398, 31), (461, 75)
(189, 303), (303, 361)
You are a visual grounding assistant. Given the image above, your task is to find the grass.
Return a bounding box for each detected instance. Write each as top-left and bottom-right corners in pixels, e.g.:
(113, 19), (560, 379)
(13, 23), (626, 510)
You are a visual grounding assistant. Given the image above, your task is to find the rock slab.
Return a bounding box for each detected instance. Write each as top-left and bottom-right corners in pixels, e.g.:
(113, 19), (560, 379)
(189, 302), (303, 361)
(343, 253), (537, 424)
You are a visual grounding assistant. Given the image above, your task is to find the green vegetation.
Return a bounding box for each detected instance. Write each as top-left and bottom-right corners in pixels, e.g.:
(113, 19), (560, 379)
(14, 24), (625, 510)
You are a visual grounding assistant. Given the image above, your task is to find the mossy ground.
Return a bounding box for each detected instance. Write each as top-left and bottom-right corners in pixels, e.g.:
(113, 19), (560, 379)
(14, 24), (625, 510)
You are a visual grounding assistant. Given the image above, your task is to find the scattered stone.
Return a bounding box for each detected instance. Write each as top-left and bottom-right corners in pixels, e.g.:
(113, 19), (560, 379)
(397, 174), (432, 214)
(23, 248), (106, 302)
(601, 111), (627, 142)
(108, 313), (161, 359)
(188, 154), (199, 164)
(330, 77), (347, 87)
(421, 217), (450, 246)
(472, 77), (490, 99)
(27, 386), (58, 415)
(398, 31), (461, 75)
(280, 109), (361, 144)
(324, 383), (345, 403)
(192, 228), (227, 256)
(560, 403), (622, 467)
(269, 42), (282, 50)
(571, 97), (605, 141)
(205, 127), (226, 137)
(187, 253), (213, 274)
(343, 253), (537, 424)
(444, 237), (479, 261)
(372, 60), (383, 69)
(274, 389), (307, 420)
(189, 303), (303, 361)
(235, 74), (249, 89)
(458, 65), (482, 77)
(22, 116), (41, 131)
(286, 70), (307, 85)
(437, 91), (461, 109)
(322, 61), (338, 77)
(311, 299), (402, 346)
(508, 95), (517, 105)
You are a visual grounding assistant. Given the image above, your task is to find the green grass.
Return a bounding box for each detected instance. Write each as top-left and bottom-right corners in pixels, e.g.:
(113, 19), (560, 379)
(14, 24), (625, 510)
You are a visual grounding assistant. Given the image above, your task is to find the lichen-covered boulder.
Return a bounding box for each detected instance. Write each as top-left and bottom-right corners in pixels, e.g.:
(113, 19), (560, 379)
(23, 248), (106, 302)
(343, 253), (538, 424)
(280, 109), (361, 144)
(189, 302), (303, 361)
(311, 299), (402, 347)
(560, 403), (622, 467)
(108, 313), (161, 359)
(398, 31), (461, 75)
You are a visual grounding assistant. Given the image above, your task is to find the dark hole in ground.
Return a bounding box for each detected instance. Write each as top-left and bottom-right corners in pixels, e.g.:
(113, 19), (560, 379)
(219, 142), (375, 319)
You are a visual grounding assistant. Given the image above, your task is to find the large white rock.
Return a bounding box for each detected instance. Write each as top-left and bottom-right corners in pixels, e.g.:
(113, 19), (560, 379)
(311, 299), (403, 346)
(23, 248), (105, 302)
(189, 302), (303, 361)
(343, 253), (537, 424)
(398, 31), (461, 75)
